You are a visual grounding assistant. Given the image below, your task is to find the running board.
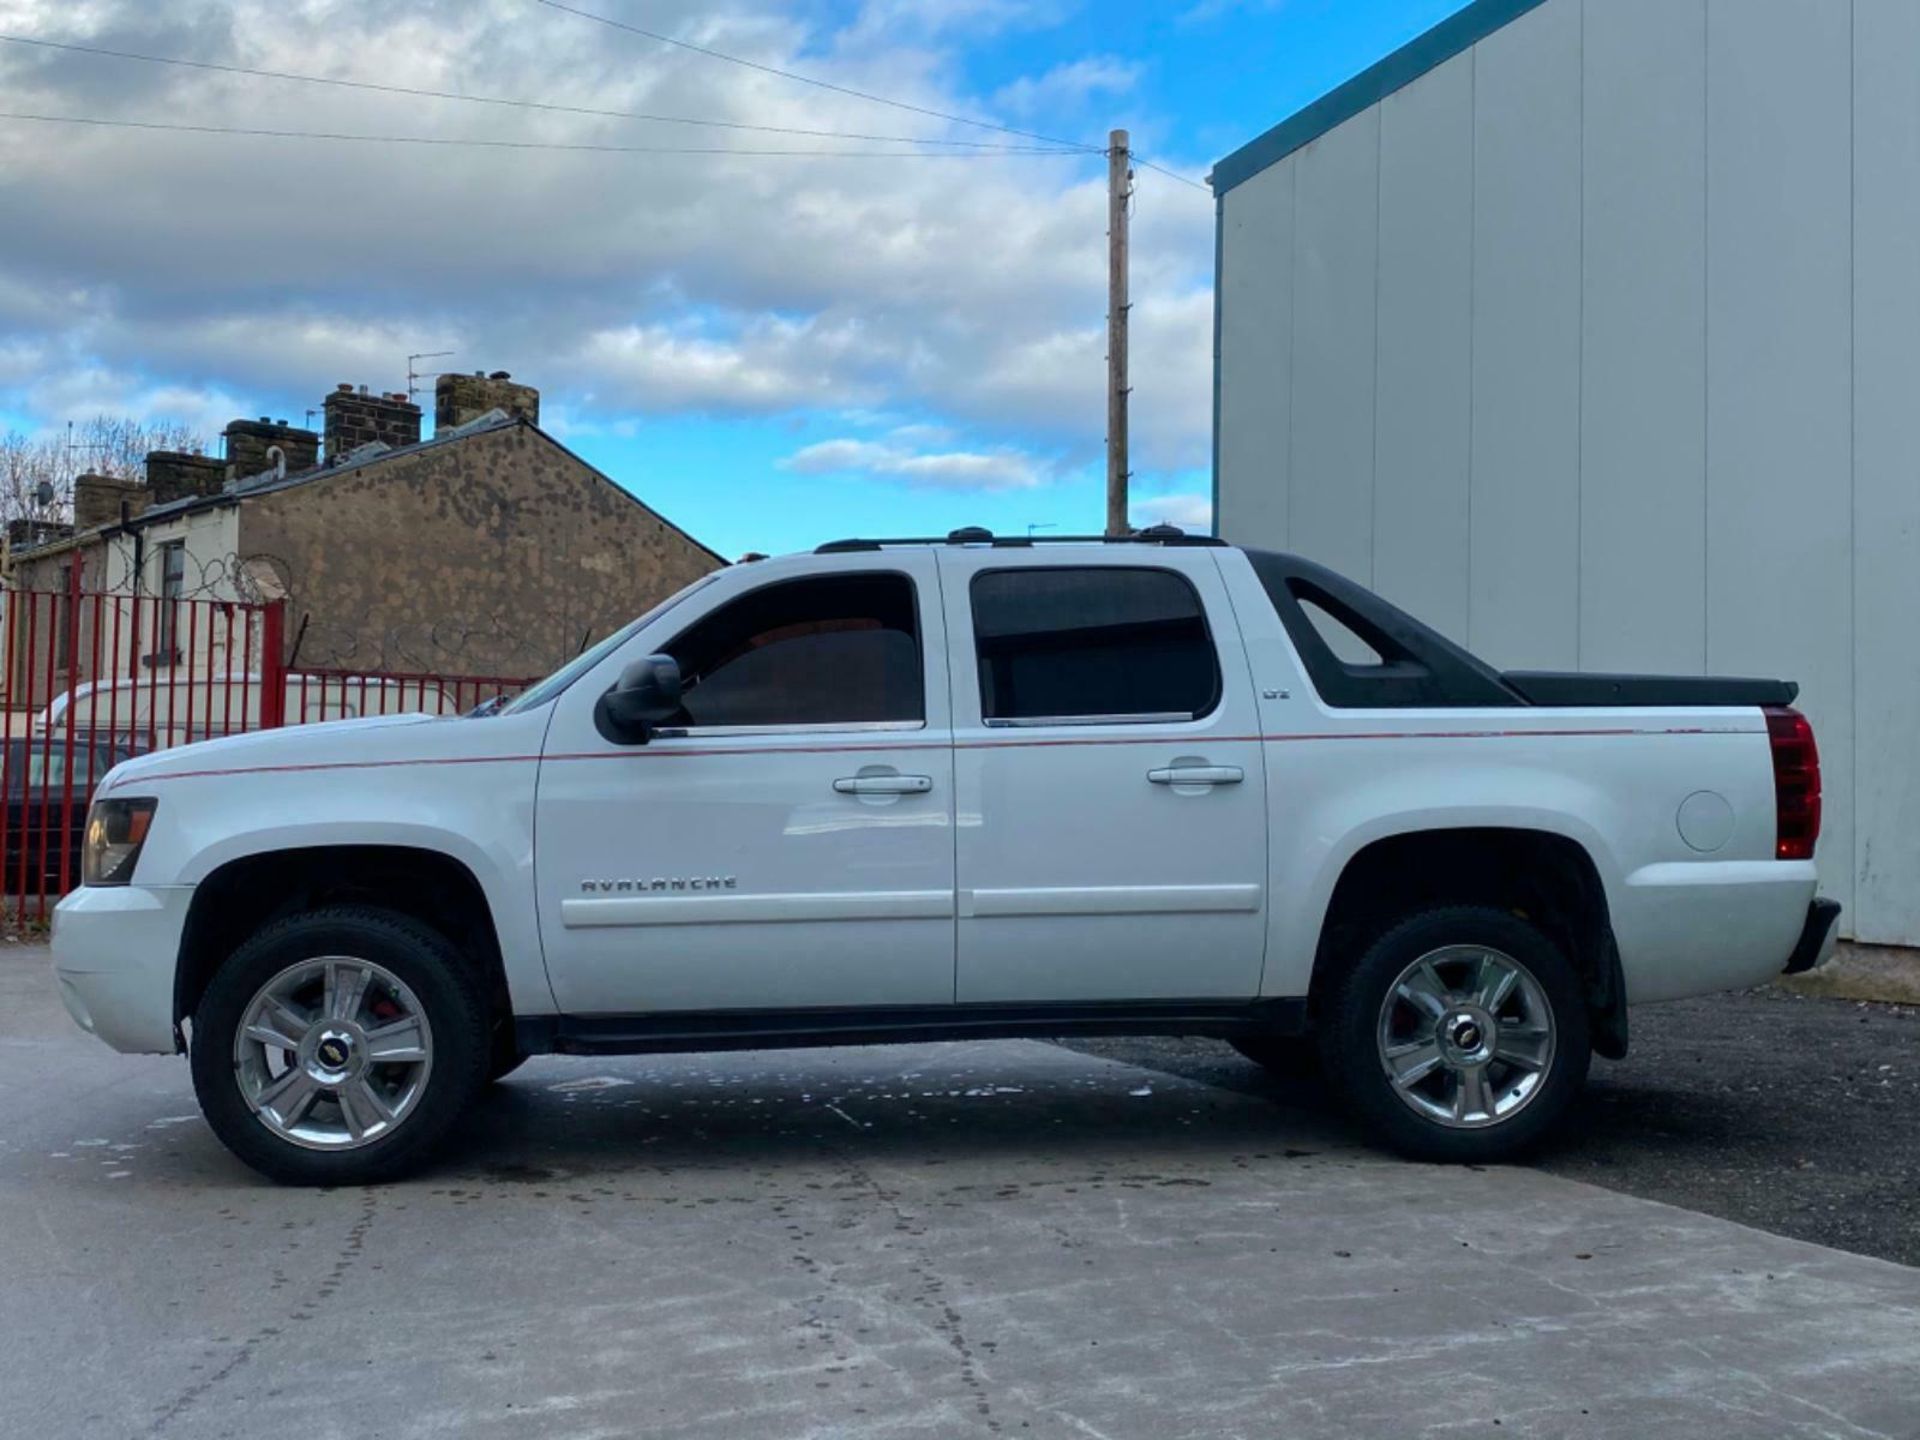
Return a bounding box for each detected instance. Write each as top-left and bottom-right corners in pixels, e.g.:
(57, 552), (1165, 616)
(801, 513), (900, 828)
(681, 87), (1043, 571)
(515, 998), (1308, 1058)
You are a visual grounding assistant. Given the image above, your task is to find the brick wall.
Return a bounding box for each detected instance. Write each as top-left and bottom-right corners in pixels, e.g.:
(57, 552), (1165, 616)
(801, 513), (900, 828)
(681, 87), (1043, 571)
(73, 475), (145, 531)
(236, 422), (722, 677)
(145, 452), (226, 505)
(435, 372), (540, 431)
(225, 419), (319, 480)
(322, 385), (422, 457)
(5, 537), (120, 704)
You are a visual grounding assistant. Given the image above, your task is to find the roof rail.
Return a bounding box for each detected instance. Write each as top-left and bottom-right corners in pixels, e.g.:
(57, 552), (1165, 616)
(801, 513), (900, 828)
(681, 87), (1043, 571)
(814, 524), (1226, 554)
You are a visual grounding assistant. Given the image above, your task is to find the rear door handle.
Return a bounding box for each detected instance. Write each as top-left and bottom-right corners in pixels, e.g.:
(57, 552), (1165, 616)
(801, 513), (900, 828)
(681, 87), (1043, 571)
(1147, 765), (1244, 786)
(833, 774), (933, 795)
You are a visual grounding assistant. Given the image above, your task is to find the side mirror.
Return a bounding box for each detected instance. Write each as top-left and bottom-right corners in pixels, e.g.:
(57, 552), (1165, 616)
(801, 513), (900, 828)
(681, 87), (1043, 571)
(593, 655), (683, 745)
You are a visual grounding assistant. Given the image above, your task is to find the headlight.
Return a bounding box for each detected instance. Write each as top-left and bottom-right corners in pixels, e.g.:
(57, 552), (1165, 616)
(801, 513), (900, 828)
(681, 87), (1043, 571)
(82, 798), (158, 886)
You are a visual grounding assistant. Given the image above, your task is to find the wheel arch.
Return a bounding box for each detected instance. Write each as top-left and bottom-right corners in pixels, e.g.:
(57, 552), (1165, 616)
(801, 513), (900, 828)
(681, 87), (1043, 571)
(174, 844), (514, 1046)
(1307, 825), (1628, 1059)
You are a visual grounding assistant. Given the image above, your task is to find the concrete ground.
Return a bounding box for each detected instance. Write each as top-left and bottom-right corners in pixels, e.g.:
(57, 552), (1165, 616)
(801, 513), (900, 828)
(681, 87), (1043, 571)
(3, 948), (1917, 1440)
(1068, 984), (1920, 1269)
(1778, 941), (1920, 1006)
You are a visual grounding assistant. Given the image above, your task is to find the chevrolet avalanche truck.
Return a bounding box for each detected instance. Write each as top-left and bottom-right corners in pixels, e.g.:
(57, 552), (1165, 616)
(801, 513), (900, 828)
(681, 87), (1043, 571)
(52, 529), (1838, 1184)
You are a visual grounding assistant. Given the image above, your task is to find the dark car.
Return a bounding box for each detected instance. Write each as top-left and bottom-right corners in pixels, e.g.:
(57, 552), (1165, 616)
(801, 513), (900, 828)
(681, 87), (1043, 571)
(2, 737), (138, 898)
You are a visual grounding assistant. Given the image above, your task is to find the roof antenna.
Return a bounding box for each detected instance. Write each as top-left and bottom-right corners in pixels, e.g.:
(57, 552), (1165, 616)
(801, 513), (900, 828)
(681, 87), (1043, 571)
(407, 350), (456, 403)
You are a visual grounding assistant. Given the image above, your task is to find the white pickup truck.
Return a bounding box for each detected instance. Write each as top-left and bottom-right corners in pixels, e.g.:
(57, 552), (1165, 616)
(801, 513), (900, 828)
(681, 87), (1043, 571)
(52, 529), (1837, 1184)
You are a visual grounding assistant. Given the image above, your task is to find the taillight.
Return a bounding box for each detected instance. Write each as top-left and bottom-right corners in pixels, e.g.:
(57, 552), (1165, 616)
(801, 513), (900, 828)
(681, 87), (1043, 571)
(1765, 706), (1821, 860)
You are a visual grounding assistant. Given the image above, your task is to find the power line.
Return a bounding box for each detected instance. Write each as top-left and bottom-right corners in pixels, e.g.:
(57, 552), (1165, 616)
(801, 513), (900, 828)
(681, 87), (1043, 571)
(1132, 153), (1210, 193)
(0, 110), (1088, 156)
(532, 0), (1098, 153)
(0, 32), (1069, 150)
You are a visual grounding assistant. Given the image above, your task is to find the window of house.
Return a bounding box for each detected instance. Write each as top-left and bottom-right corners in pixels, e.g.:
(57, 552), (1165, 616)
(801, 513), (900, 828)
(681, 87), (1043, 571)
(970, 567), (1220, 724)
(156, 540), (185, 658)
(661, 573), (922, 729)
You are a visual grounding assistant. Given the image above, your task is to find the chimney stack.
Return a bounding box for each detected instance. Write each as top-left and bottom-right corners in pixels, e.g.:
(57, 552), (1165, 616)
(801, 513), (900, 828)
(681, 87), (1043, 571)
(434, 370), (539, 433)
(224, 416), (319, 480)
(323, 383), (422, 458)
(144, 451), (226, 505)
(73, 473), (148, 530)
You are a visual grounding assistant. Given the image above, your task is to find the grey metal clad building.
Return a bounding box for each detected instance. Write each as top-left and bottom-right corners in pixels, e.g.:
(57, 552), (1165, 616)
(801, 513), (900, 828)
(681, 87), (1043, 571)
(1211, 0), (1920, 945)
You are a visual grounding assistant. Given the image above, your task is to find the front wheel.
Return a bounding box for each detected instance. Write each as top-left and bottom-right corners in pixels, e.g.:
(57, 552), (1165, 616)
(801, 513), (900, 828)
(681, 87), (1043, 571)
(190, 906), (491, 1185)
(1317, 905), (1591, 1162)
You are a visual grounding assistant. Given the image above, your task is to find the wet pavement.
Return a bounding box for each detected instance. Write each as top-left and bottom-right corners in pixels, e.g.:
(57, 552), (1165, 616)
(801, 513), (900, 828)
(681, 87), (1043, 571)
(3, 949), (1917, 1439)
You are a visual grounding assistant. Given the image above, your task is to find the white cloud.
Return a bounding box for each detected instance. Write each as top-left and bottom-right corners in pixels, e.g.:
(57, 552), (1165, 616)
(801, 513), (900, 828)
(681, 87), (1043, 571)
(0, 0), (1216, 488)
(782, 436), (1047, 490)
(574, 318), (887, 413)
(1132, 491), (1213, 532)
(12, 363), (246, 440)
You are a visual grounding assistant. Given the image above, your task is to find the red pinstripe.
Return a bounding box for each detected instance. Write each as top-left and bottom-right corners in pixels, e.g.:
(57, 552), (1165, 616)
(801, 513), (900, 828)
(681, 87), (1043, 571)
(123, 724), (1749, 785)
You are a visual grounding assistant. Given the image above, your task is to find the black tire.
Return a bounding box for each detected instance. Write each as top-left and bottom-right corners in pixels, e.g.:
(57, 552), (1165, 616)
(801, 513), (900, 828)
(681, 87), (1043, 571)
(1229, 1035), (1321, 1079)
(1317, 905), (1591, 1163)
(190, 905), (491, 1185)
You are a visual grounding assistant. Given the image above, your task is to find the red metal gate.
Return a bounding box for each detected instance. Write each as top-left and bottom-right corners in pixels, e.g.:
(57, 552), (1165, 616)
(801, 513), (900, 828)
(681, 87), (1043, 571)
(1, 579), (535, 920)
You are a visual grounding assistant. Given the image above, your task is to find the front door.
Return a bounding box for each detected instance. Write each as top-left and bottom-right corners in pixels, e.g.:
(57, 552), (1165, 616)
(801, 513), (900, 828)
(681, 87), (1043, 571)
(940, 549), (1269, 1003)
(534, 555), (956, 1015)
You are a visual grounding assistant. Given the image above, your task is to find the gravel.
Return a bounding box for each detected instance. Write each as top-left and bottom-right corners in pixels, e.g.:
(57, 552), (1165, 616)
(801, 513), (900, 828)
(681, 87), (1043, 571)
(1056, 986), (1920, 1268)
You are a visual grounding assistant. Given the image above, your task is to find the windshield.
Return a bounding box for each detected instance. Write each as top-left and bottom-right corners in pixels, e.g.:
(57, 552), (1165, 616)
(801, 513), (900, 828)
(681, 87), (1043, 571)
(5, 739), (132, 796)
(496, 571), (724, 716)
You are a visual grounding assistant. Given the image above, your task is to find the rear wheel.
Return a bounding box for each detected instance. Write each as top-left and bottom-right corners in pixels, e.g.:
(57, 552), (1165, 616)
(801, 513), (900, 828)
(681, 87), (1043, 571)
(190, 906), (490, 1185)
(1317, 905), (1590, 1162)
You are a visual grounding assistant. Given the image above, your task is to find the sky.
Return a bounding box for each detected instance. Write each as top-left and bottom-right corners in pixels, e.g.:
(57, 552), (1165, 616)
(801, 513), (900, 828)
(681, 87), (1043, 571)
(0, 0), (1471, 558)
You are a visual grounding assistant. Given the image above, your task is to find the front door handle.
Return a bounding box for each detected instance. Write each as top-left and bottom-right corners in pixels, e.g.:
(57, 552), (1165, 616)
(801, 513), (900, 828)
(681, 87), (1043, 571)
(833, 774), (933, 795)
(1147, 765), (1244, 786)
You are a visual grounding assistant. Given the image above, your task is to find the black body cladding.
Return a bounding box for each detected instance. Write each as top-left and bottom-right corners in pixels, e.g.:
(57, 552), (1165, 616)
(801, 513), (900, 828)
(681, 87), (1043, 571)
(1502, 672), (1798, 708)
(1244, 550), (1521, 708)
(1243, 549), (1797, 711)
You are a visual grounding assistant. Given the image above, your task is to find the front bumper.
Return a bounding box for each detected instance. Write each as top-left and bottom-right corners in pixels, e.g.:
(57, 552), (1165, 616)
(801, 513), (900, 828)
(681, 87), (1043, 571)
(51, 884), (194, 1054)
(1782, 897), (1842, 975)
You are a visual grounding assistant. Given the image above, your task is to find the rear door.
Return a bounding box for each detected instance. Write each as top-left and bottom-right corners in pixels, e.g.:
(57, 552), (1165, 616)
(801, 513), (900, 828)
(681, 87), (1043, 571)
(939, 548), (1269, 1003)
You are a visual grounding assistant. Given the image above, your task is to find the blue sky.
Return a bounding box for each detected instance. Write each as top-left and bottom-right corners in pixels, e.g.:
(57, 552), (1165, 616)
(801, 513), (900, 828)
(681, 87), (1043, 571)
(0, 0), (1471, 558)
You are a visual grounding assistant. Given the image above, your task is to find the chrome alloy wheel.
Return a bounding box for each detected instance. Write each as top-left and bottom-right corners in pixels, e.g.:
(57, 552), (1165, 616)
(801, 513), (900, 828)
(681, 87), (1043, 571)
(1376, 945), (1556, 1129)
(233, 957), (434, 1151)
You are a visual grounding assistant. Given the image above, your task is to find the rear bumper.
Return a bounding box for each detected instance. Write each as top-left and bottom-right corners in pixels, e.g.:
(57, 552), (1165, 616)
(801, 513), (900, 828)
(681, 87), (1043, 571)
(1782, 898), (1842, 976)
(50, 883), (193, 1054)
(1613, 859), (1819, 1003)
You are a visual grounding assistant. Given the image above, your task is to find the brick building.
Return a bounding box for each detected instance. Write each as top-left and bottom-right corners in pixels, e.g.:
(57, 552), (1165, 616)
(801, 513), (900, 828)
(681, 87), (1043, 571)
(6, 372), (723, 693)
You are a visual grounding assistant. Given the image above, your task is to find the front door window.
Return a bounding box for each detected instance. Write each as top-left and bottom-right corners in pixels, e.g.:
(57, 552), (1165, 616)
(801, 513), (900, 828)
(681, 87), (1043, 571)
(662, 572), (922, 729)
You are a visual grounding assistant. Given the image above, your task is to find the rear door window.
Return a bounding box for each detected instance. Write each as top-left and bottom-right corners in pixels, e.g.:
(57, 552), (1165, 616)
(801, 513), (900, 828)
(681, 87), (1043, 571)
(970, 567), (1220, 724)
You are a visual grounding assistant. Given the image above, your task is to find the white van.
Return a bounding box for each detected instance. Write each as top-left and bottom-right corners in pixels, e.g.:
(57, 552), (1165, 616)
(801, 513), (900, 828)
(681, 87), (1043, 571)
(35, 672), (465, 749)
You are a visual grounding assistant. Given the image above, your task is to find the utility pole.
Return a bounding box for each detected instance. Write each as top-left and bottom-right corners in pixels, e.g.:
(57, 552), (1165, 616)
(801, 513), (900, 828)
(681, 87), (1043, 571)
(1105, 128), (1131, 537)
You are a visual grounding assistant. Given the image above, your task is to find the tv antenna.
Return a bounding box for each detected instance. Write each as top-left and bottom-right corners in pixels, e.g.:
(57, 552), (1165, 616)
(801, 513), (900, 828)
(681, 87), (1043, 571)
(407, 350), (456, 402)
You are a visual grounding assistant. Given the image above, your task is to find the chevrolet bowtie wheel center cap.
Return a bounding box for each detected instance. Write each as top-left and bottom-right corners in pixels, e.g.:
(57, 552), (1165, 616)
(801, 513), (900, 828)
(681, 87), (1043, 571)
(314, 1030), (355, 1072)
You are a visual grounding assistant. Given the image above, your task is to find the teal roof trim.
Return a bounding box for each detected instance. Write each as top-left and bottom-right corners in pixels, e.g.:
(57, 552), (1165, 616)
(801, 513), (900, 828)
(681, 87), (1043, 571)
(1209, 0), (1550, 195)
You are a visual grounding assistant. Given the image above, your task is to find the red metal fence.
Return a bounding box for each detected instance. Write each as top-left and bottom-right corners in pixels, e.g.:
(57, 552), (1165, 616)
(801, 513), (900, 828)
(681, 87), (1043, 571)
(1, 582), (535, 920)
